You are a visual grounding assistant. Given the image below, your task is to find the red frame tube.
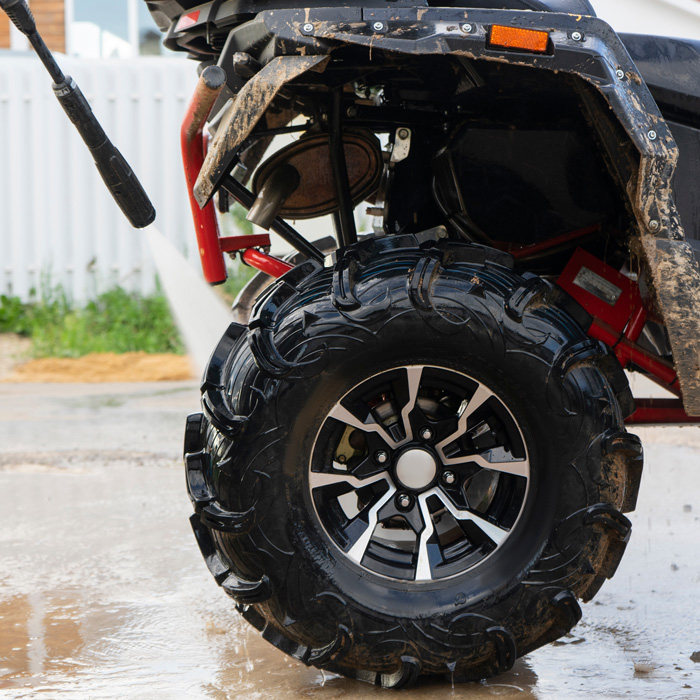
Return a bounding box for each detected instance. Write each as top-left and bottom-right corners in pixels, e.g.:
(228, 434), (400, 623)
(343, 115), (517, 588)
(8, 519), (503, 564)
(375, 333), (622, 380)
(181, 69), (229, 284)
(588, 320), (678, 387)
(181, 68), (282, 284)
(627, 399), (700, 426)
(242, 248), (293, 278)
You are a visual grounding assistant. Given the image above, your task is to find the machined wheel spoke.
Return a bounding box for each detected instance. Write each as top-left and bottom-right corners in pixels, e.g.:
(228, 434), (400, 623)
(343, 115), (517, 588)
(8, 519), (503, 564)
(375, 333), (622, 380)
(346, 487), (396, 563)
(309, 470), (390, 491)
(434, 489), (508, 545)
(328, 404), (395, 446)
(441, 453), (529, 479)
(415, 494), (438, 581)
(436, 383), (494, 457)
(398, 365), (424, 443)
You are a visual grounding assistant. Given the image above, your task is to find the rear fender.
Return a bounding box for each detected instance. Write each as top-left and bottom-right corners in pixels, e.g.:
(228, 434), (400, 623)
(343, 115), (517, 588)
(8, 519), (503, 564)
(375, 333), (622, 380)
(194, 54), (329, 206)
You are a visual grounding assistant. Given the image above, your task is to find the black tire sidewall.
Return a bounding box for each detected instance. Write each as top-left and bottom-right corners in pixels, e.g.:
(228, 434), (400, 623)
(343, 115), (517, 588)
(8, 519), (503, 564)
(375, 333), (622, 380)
(271, 305), (574, 620)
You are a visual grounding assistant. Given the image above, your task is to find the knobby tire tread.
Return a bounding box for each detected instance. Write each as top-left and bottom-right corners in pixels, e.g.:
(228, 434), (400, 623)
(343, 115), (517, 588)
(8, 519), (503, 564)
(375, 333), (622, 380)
(184, 234), (642, 687)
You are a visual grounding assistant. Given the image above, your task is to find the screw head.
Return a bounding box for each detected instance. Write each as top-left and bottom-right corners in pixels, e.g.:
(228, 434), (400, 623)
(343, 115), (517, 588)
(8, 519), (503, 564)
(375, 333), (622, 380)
(571, 31), (583, 42)
(649, 219), (660, 231)
(648, 130), (658, 141)
(397, 493), (412, 509)
(375, 450), (389, 464)
(302, 22), (313, 34)
(372, 21), (384, 32)
(397, 128), (409, 140)
(616, 69), (625, 80)
(337, 454), (347, 464)
(461, 23), (473, 33)
(420, 427), (433, 441)
(346, 105), (358, 118)
(442, 471), (457, 486)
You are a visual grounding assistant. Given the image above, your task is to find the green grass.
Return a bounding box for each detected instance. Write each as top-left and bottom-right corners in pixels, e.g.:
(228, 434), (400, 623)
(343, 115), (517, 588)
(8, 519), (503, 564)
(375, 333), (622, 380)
(0, 286), (185, 358)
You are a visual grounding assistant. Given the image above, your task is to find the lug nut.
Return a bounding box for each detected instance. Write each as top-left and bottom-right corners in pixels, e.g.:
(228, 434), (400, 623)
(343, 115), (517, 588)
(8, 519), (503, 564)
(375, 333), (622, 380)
(397, 493), (412, 509)
(442, 471), (457, 486)
(375, 450), (389, 464)
(420, 427), (433, 441)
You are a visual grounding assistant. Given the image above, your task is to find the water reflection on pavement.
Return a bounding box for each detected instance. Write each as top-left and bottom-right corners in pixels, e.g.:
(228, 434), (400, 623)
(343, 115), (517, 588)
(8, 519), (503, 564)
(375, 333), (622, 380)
(0, 382), (698, 699)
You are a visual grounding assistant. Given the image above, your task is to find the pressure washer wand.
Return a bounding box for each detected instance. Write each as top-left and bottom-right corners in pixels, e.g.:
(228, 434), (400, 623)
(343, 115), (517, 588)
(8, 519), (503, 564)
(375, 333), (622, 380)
(0, 0), (156, 228)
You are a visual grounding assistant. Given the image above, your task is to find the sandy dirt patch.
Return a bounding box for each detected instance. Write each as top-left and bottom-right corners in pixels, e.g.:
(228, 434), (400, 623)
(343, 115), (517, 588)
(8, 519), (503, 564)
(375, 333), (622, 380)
(2, 351), (194, 383)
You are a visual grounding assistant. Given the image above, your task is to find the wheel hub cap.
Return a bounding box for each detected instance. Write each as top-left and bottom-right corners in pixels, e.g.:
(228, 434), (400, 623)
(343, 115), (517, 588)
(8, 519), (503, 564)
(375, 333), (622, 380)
(395, 448), (437, 490)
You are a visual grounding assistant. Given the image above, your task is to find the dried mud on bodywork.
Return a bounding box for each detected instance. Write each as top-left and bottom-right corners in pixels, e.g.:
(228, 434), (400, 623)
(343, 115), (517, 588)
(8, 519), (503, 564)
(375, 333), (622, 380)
(194, 54), (329, 206)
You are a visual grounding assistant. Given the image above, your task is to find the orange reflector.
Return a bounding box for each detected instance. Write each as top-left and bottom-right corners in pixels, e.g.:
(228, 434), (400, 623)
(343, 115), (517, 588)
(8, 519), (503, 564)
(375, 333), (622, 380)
(489, 25), (549, 53)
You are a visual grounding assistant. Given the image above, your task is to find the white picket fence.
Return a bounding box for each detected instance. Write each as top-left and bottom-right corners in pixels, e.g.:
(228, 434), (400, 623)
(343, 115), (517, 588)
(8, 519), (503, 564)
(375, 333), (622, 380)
(0, 53), (200, 302)
(4, 6), (696, 305)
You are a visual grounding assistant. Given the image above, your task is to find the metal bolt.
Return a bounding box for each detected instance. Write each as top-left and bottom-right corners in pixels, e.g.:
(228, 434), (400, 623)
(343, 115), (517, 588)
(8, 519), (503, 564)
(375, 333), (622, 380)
(346, 105), (358, 118)
(649, 219), (660, 231)
(372, 21), (384, 32)
(397, 493), (411, 509)
(571, 31), (583, 42)
(442, 471), (457, 486)
(616, 69), (625, 80)
(337, 454), (347, 464)
(648, 130), (658, 141)
(397, 128), (409, 140)
(461, 23), (473, 33)
(302, 22), (313, 34)
(375, 450), (389, 464)
(420, 427), (433, 441)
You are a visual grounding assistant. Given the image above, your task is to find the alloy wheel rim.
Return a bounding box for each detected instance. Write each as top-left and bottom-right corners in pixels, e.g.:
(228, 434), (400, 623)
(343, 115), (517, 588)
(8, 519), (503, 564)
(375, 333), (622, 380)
(309, 365), (531, 583)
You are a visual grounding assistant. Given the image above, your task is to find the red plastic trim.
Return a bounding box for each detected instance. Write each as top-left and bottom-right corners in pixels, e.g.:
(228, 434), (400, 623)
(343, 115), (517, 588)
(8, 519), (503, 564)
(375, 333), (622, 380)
(558, 247), (642, 333)
(241, 248), (294, 278)
(555, 248), (698, 423)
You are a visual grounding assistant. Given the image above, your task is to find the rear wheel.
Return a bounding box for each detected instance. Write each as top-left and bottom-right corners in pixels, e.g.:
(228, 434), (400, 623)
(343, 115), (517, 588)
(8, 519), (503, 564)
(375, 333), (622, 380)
(184, 234), (642, 687)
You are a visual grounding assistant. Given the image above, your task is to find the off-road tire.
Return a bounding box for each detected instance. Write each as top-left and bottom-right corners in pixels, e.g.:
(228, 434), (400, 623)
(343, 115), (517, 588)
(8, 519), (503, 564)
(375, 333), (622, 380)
(184, 234), (642, 687)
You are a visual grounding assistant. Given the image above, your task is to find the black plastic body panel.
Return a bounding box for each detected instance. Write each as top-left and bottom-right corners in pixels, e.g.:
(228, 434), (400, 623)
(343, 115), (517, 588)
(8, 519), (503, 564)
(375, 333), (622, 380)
(621, 33), (700, 125)
(145, 0), (597, 53)
(620, 34), (700, 242)
(669, 120), (700, 242)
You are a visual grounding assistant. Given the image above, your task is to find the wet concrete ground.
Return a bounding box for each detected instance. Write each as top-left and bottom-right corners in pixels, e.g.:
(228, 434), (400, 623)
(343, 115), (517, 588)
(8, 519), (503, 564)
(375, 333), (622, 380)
(0, 381), (699, 699)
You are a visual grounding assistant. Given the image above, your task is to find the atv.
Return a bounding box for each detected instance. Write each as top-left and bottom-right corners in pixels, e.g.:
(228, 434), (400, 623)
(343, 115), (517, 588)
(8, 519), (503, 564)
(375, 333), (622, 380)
(7, 0), (700, 687)
(155, 0), (700, 687)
